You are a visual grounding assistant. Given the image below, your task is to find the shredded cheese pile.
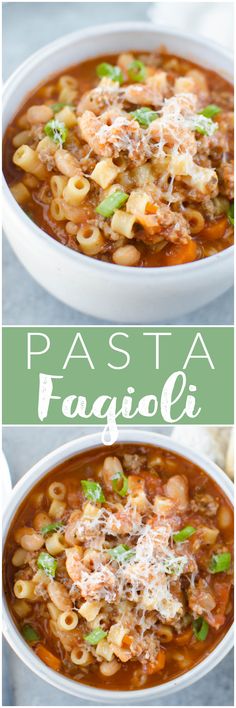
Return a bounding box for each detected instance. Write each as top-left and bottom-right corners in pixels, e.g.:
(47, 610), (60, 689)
(70, 502), (194, 623)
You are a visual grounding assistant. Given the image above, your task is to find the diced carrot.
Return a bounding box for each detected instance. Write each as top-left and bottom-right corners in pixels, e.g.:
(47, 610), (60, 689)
(198, 216), (228, 241)
(162, 239), (197, 266)
(122, 634), (133, 647)
(147, 648), (166, 674)
(36, 644), (62, 672)
(146, 202), (158, 214)
(174, 627), (193, 645)
(208, 579), (232, 628)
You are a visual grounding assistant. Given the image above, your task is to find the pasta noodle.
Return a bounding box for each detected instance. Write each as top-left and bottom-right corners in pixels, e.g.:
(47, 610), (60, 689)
(71, 648), (92, 666)
(48, 482), (66, 501)
(50, 198), (66, 221)
(55, 106), (77, 128)
(91, 158), (120, 189)
(183, 208), (205, 234)
(57, 611), (78, 631)
(12, 130), (31, 148)
(10, 182), (30, 205)
(76, 225), (104, 255)
(13, 145), (46, 180)
(63, 175), (90, 206)
(45, 532), (67, 556)
(111, 210), (136, 238)
(48, 499), (66, 519)
(14, 580), (36, 601)
(13, 600), (31, 618)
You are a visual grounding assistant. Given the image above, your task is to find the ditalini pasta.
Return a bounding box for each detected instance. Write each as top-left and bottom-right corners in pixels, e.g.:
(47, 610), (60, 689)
(3, 51), (234, 267)
(3, 444), (233, 691)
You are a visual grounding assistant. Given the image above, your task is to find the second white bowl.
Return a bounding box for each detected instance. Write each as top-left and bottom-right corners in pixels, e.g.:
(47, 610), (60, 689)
(2, 430), (234, 704)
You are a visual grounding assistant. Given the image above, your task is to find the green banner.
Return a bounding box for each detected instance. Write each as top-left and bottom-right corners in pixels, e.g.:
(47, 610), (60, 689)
(3, 327), (233, 440)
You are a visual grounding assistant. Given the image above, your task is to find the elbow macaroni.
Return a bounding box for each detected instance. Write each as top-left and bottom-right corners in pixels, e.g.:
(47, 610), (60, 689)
(63, 175), (90, 206)
(91, 158), (120, 189)
(111, 210), (136, 239)
(13, 145), (46, 180)
(76, 226), (104, 255)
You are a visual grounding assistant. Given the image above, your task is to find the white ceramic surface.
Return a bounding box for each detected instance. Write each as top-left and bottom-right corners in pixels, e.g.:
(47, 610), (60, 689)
(1, 452), (12, 511)
(2, 430), (234, 704)
(2, 23), (234, 323)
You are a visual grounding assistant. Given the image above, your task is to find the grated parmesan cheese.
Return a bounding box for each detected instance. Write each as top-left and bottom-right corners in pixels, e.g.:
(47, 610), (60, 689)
(68, 501), (194, 623)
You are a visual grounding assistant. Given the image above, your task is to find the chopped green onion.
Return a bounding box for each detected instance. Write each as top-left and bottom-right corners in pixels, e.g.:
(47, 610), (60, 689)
(128, 60), (146, 83)
(41, 522), (64, 536)
(96, 191), (128, 218)
(173, 526), (196, 543)
(112, 470), (128, 497)
(193, 617), (209, 641)
(209, 552), (231, 574)
(51, 102), (75, 113)
(130, 106), (159, 127)
(22, 624), (40, 644)
(108, 544), (135, 562)
(84, 628), (108, 645)
(227, 201), (234, 226)
(192, 115), (217, 137)
(37, 551), (57, 578)
(81, 480), (105, 503)
(44, 119), (68, 145)
(96, 62), (124, 84)
(200, 104), (221, 119)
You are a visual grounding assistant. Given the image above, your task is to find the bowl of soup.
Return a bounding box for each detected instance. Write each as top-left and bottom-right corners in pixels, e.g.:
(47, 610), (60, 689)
(2, 23), (234, 322)
(2, 430), (234, 703)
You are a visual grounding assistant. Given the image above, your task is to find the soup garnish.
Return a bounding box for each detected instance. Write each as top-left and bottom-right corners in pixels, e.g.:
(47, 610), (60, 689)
(3, 444), (233, 690)
(3, 51), (234, 267)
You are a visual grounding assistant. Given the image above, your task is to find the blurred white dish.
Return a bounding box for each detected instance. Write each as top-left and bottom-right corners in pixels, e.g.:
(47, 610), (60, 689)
(148, 2), (233, 50)
(1, 452), (12, 511)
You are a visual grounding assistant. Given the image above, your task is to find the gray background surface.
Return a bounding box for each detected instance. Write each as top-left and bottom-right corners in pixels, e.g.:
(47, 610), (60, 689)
(2, 1), (233, 325)
(2, 425), (234, 706)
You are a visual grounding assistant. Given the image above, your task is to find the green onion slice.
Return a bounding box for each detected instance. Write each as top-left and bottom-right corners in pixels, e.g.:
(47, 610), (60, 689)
(96, 62), (124, 84)
(200, 104), (221, 119)
(128, 60), (146, 83)
(44, 119), (68, 145)
(41, 522), (64, 536)
(51, 102), (75, 113)
(37, 551), (57, 578)
(112, 470), (128, 497)
(22, 624), (41, 644)
(173, 526), (196, 543)
(96, 191), (128, 218)
(192, 115), (217, 137)
(130, 106), (159, 127)
(84, 628), (108, 645)
(193, 617), (209, 641)
(209, 552), (231, 574)
(108, 544), (135, 562)
(228, 201), (234, 226)
(81, 480), (105, 503)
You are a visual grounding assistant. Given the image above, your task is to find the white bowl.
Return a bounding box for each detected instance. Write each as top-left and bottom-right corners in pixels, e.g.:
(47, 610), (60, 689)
(2, 23), (234, 323)
(1, 452), (12, 512)
(2, 430), (234, 704)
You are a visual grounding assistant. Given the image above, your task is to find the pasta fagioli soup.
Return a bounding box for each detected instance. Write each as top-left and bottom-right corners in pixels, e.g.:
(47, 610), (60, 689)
(3, 51), (234, 268)
(3, 444), (233, 691)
